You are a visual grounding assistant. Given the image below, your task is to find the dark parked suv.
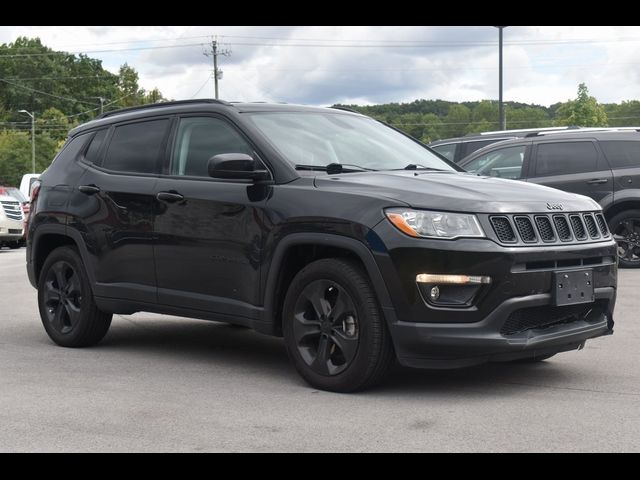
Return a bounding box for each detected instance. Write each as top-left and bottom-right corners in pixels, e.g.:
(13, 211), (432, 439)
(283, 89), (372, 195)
(429, 127), (577, 163)
(27, 100), (617, 392)
(459, 130), (640, 268)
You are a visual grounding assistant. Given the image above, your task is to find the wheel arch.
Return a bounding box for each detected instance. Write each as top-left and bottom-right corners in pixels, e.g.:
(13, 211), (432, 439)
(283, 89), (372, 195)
(260, 233), (392, 336)
(604, 199), (640, 222)
(31, 225), (96, 290)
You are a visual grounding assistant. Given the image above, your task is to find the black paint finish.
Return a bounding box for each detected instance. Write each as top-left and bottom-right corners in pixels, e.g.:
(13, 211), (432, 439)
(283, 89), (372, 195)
(27, 101), (618, 369)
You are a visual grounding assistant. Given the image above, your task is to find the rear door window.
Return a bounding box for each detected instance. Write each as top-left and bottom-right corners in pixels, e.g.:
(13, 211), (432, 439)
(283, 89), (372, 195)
(102, 119), (170, 174)
(535, 141), (598, 177)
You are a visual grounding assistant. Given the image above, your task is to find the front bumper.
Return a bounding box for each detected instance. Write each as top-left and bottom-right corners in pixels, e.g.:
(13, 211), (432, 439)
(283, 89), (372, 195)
(0, 229), (23, 242)
(370, 221), (617, 368)
(384, 288), (614, 368)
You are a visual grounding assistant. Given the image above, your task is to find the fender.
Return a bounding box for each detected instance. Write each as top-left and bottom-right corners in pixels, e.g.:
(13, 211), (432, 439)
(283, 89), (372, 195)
(604, 188), (640, 214)
(598, 191), (616, 213)
(29, 222), (98, 291)
(260, 232), (393, 334)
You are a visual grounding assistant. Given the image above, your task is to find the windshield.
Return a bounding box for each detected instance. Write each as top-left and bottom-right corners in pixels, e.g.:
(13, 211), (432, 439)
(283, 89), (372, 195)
(0, 187), (26, 202)
(246, 112), (457, 172)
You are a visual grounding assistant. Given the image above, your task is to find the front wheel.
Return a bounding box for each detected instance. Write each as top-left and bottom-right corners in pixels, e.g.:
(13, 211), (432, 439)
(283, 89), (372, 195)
(283, 258), (394, 392)
(610, 210), (640, 268)
(38, 246), (112, 347)
(8, 241), (21, 249)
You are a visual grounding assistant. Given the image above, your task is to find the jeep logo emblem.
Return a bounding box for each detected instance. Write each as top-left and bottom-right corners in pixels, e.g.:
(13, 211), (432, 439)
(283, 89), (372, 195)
(546, 203), (564, 211)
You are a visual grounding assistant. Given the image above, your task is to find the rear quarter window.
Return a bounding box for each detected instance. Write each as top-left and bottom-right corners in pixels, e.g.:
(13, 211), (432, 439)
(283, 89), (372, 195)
(600, 140), (640, 169)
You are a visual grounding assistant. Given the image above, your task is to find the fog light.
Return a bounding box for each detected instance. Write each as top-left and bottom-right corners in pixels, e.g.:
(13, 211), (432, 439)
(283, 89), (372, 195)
(416, 274), (491, 285)
(429, 286), (440, 301)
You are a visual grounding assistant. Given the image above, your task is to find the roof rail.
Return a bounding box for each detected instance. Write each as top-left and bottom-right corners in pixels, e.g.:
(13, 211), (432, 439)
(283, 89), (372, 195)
(472, 126), (577, 136)
(96, 99), (233, 119)
(531, 127), (640, 137)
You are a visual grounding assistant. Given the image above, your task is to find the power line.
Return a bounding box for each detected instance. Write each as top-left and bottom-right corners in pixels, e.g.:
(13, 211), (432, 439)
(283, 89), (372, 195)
(189, 74), (214, 99)
(5, 35), (640, 58)
(0, 78), (97, 105)
(0, 42), (206, 58)
(0, 74), (116, 81)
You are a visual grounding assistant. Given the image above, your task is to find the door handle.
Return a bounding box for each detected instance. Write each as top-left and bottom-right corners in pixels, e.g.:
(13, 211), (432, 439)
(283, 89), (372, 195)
(78, 185), (101, 195)
(156, 191), (185, 203)
(587, 178), (609, 185)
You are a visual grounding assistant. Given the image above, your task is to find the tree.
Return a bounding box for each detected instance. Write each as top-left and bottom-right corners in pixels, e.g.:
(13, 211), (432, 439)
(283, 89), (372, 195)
(144, 88), (166, 104)
(116, 63), (144, 108)
(0, 130), (58, 186)
(419, 113), (444, 143)
(36, 107), (71, 142)
(554, 83), (608, 127)
(443, 104), (471, 138)
(605, 100), (640, 127)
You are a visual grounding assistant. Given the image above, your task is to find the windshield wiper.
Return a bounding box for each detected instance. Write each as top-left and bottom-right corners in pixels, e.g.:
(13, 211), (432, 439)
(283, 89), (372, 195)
(295, 163), (378, 174)
(401, 164), (447, 171)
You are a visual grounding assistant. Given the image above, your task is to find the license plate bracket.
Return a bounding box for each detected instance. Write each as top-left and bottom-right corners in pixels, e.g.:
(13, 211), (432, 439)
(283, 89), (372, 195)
(553, 269), (595, 306)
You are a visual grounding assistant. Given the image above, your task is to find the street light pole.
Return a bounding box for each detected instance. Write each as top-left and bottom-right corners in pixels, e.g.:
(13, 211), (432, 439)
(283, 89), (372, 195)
(18, 110), (36, 174)
(494, 26), (508, 131)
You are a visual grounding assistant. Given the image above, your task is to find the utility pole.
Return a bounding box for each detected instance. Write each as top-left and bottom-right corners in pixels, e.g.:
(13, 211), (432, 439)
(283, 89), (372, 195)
(90, 97), (109, 115)
(494, 26), (508, 130)
(18, 110), (35, 173)
(204, 37), (231, 99)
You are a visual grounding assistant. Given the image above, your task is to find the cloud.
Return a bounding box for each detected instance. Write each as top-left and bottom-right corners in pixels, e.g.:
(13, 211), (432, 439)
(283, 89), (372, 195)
(1, 26), (640, 106)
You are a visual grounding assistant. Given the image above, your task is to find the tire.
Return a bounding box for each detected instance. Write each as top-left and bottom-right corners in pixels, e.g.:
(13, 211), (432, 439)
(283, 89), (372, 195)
(283, 258), (394, 392)
(610, 209), (640, 268)
(37, 246), (112, 347)
(8, 241), (21, 249)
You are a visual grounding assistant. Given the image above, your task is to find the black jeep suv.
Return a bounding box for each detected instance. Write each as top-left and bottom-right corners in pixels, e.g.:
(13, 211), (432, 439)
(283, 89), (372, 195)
(458, 130), (640, 268)
(27, 100), (617, 392)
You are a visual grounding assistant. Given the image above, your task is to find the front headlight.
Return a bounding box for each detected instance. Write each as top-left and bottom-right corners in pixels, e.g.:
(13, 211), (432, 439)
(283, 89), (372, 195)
(385, 208), (485, 239)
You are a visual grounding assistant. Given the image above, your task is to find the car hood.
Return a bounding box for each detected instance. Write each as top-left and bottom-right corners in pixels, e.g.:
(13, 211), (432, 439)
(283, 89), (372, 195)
(313, 171), (600, 213)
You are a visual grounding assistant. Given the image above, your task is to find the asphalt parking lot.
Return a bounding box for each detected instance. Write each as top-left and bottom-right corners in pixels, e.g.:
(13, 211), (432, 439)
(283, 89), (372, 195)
(1, 247), (639, 452)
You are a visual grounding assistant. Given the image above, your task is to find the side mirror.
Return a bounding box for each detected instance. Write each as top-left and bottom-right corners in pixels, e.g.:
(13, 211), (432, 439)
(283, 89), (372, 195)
(208, 154), (270, 182)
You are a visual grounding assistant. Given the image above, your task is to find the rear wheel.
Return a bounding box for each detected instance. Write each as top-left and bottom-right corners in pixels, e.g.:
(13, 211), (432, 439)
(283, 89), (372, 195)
(610, 210), (640, 268)
(38, 246), (112, 347)
(8, 241), (21, 249)
(283, 258), (394, 392)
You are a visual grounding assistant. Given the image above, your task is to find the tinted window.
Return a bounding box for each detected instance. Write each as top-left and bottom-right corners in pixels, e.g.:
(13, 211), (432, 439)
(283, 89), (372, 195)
(431, 143), (457, 162)
(53, 133), (90, 166)
(172, 117), (253, 177)
(84, 129), (108, 164)
(535, 142), (598, 177)
(600, 141), (640, 169)
(463, 145), (526, 180)
(103, 120), (169, 174)
(461, 139), (504, 158)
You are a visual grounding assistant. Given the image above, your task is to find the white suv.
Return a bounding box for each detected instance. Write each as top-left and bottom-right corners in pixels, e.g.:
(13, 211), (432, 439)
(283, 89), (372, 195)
(0, 194), (24, 249)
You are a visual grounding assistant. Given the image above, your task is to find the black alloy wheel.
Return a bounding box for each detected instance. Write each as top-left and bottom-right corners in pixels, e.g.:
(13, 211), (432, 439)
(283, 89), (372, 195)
(283, 258), (394, 392)
(292, 280), (359, 376)
(610, 211), (640, 268)
(38, 246), (112, 347)
(42, 260), (83, 335)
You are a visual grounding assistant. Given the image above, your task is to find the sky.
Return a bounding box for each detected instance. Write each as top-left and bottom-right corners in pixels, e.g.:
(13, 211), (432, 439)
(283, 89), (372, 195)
(1, 25), (639, 107)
